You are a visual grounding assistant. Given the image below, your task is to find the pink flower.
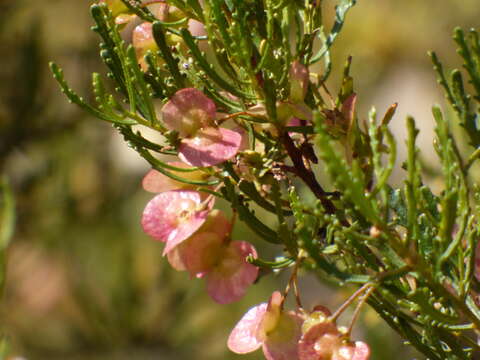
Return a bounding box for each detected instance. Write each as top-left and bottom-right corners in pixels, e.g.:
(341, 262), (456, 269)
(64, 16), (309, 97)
(178, 127), (243, 167)
(142, 162), (209, 193)
(298, 310), (370, 360)
(161, 88), (243, 167)
(166, 210), (258, 304)
(205, 240), (259, 304)
(141, 190), (213, 254)
(172, 231), (225, 276)
(132, 21), (185, 71)
(166, 209), (232, 269)
(132, 22), (159, 71)
(196, 209), (232, 239)
(166, 209), (231, 271)
(228, 291), (304, 359)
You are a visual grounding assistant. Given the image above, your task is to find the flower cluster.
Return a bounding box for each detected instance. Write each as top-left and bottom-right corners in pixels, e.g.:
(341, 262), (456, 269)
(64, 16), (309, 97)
(101, 1), (372, 355)
(141, 166), (259, 304)
(228, 292), (370, 360)
(140, 86), (257, 304)
(102, 0), (205, 71)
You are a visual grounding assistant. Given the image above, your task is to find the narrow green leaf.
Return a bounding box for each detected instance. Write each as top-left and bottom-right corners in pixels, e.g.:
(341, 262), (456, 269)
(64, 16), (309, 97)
(152, 22), (186, 89)
(180, 28), (251, 99)
(314, 111), (380, 225)
(0, 177), (15, 297)
(309, 0), (356, 64)
(49, 62), (136, 125)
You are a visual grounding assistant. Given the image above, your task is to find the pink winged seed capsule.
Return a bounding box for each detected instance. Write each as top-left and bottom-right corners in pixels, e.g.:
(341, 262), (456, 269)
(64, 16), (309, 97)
(132, 22), (159, 71)
(205, 241), (259, 304)
(228, 303), (268, 354)
(177, 231), (225, 277)
(158, 208), (257, 304)
(141, 190), (213, 254)
(161, 88), (217, 137)
(228, 291), (304, 359)
(298, 321), (370, 360)
(178, 127), (243, 167)
(161, 88), (243, 167)
(165, 209), (231, 274)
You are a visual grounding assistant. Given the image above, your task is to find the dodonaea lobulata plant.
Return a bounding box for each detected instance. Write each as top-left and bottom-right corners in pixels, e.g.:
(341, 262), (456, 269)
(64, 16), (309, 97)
(49, 0), (480, 358)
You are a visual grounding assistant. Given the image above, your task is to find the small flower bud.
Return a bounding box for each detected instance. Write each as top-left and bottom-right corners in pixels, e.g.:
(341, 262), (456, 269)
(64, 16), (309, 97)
(369, 225), (381, 238)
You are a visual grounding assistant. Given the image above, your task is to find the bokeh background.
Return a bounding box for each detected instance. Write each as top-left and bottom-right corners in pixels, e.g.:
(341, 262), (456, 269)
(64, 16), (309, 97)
(0, 1), (478, 359)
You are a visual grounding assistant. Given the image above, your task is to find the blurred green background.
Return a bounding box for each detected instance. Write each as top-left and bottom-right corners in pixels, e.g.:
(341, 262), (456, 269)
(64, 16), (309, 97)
(0, 1), (478, 359)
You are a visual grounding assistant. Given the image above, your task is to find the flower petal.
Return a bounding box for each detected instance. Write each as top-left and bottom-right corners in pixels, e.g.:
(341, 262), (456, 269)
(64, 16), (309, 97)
(166, 246), (187, 271)
(228, 303), (267, 354)
(199, 209), (231, 239)
(132, 22), (158, 71)
(179, 127), (242, 167)
(298, 322), (341, 360)
(161, 88), (216, 137)
(141, 190), (211, 252)
(262, 311), (304, 360)
(179, 231), (224, 276)
(205, 241), (258, 304)
(352, 342), (370, 360)
(161, 210), (230, 274)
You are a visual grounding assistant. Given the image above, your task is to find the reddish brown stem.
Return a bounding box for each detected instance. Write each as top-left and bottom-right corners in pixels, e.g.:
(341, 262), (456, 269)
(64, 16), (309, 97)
(282, 132), (339, 217)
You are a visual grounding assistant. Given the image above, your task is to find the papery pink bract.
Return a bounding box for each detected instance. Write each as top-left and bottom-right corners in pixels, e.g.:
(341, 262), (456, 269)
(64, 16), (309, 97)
(298, 321), (370, 360)
(350, 341), (370, 360)
(298, 321), (340, 360)
(259, 291), (303, 360)
(161, 88), (216, 137)
(234, 126), (250, 152)
(142, 162), (209, 193)
(165, 210), (231, 273)
(228, 291), (304, 359)
(199, 209), (232, 239)
(206, 241), (258, 304)
(188, 19), (207, 37)
(132, 22), (158, 71)
(262, 312), (304, 360)
(331, 342), (370, 360)
(228, 303), (268, 354)
(179, 231), (224, 276)
(166, 246), (187, 271)
(179, 127), (243, 167)
(141, 190), (212, 254)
